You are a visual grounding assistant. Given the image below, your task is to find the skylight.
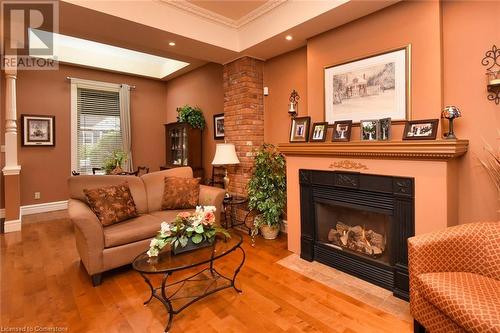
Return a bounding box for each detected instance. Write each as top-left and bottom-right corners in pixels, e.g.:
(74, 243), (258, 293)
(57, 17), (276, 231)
(29, 29), (189, 79)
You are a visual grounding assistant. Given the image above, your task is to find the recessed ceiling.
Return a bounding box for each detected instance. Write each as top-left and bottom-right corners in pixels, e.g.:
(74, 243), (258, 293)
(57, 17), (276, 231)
(187, 0), (268, 20)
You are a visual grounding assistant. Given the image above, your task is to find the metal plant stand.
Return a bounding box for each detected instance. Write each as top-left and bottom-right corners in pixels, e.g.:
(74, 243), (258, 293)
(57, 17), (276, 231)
(132, 231), (245, 333)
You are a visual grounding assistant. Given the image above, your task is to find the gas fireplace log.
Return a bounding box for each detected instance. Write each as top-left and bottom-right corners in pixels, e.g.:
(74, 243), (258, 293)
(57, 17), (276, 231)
(328, 229), (341, 243)
(336, 222), (350, 234)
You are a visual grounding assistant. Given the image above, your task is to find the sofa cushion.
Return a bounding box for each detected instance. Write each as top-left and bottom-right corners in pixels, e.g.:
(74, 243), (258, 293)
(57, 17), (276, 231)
(141, 167), (193, 212)
(161, 176), (200, 210)
(84, 183), (138, 226)
(418, 272), (500, 333)
(68, 175), (149, 214)
(103, 214), (163, 248)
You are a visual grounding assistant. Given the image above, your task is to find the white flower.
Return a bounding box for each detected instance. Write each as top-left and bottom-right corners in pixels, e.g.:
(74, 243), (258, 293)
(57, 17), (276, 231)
(147, 248), (159, 257)
(149, 238), (160, 247)
(160, 222), (171, 234)
(204, 206), (216, 213)
(195, 206), (203, 213)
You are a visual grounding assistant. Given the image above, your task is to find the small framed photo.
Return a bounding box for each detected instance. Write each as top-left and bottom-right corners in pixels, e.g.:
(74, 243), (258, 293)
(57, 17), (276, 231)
(332, 120), (353, 142)
(403, 119), (439, 140)
(360, 119), (379, 141)
(379, 117), (391, 141)
(310, 122), (328, 142)
(289, 116), (311, 143)
(213, 113), (224, 140)
(21, 115), (55, 146)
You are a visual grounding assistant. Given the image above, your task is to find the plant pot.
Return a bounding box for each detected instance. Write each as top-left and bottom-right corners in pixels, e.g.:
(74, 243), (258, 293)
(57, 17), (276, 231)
(259, 225), (280, 240)
(172, 237), (214, 255)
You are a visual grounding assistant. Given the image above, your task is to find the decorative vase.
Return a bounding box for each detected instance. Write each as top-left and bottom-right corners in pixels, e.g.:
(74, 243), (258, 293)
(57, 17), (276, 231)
(260, 225), (280, 240)
(172, 237), (214, 255)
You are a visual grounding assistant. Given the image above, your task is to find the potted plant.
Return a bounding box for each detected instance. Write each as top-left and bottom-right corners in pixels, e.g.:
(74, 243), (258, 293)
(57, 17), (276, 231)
(103, 150), (128, 174)
(176, 105), (206, 129)
(247, 143), (286, 240)
(147, 206), (230, 257)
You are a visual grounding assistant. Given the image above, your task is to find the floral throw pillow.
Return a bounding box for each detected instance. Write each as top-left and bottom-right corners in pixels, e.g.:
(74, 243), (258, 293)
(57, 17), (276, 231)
(84, 183), (138, 226)
(161, 177), (200, 210)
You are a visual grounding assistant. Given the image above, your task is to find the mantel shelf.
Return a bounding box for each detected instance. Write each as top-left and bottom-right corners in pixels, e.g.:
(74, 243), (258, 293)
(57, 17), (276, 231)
(278, 140), (469, 161)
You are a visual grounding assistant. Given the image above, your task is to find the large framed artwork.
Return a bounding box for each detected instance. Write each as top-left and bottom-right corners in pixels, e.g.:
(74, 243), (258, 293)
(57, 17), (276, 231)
(324, 46), (410, 124)
(21, 114), (55, 146)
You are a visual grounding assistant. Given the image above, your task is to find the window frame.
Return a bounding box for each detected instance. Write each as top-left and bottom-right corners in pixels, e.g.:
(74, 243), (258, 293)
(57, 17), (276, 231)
(70, 78), (121, 174)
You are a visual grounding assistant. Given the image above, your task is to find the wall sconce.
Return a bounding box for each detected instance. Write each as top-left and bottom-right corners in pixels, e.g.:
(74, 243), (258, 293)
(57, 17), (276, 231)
(441, 106), (461, 140)
(482, 44), (500, 105)
(288, 89), (300, 117)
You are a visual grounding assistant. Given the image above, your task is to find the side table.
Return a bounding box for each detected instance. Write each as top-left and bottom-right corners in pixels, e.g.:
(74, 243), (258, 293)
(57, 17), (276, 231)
(223, 195), (254, 234)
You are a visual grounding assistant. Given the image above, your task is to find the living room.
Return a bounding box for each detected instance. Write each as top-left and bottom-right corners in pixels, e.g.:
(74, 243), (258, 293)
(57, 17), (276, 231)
(1, 0), (499, 332)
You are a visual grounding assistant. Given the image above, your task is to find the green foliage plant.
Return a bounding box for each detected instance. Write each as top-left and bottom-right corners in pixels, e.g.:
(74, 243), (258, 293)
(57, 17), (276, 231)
(103, 150), (128, 174)
(247, 143), (287, 231)
(176, 105), (206, 129)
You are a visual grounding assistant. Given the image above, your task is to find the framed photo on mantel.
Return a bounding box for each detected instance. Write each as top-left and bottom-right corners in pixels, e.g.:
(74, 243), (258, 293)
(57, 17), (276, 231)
(324, 46), (410, 125)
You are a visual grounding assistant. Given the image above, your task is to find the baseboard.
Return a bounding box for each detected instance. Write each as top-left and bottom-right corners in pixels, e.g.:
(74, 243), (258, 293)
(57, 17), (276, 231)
(4, 218), (21, 232)
(281, 219), (288, 234)
(21, 200), (68, 216)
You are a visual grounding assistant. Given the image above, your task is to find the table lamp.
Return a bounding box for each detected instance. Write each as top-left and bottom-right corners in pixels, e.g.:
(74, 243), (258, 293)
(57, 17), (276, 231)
(441, 105), (462, 140)
(212, 143), (240, 197)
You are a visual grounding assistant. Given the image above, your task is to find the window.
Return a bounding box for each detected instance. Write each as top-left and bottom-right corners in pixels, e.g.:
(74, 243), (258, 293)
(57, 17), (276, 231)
(71, 79), (122, 175)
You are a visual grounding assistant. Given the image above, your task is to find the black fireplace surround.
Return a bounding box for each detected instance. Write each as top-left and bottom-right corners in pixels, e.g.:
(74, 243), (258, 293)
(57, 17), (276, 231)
(299, 169), (415, 300)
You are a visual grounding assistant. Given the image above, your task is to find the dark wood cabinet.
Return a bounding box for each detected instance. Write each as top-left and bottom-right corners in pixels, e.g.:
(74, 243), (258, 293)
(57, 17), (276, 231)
(163, 122), (203, 179)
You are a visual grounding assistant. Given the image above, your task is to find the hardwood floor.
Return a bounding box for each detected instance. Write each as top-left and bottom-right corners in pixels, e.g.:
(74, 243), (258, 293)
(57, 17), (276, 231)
(1, 211), (412, 333)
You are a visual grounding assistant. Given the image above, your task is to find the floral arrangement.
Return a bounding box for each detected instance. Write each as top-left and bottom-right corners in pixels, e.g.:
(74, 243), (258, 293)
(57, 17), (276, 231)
(176, 105), (206, 129)
(147, 206), (229, 257)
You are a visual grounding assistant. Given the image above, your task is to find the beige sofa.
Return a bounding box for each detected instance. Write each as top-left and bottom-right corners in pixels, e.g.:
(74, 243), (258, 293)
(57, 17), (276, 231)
(68, 167), (226, 286)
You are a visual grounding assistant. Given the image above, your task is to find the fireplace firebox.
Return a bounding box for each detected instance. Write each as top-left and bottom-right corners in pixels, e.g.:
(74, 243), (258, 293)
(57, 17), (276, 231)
(299, 169), (414, 300)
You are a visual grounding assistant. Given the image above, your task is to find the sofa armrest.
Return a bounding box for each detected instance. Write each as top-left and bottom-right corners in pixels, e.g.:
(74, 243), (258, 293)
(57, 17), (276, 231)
(408, 222), (499, 281)
(68, 199), (105, 275)
(198, 185), (226, 225)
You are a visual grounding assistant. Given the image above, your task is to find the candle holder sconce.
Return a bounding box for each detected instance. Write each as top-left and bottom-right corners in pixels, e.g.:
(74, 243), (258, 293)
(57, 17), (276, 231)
(288, 89), (300, 117)
(482, 45), (500, 105)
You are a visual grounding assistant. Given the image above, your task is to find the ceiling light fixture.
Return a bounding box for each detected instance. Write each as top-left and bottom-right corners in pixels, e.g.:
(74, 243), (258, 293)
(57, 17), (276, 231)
(285, 35), (293, 41)
(168, 41), (176, 46)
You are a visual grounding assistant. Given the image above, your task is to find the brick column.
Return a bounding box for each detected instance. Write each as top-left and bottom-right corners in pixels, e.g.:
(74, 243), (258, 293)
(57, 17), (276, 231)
(223, 57), (264, 196)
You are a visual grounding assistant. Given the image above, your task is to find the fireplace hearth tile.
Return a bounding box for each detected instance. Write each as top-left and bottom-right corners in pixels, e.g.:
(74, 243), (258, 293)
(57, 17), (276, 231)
(277, 254), (411, 322)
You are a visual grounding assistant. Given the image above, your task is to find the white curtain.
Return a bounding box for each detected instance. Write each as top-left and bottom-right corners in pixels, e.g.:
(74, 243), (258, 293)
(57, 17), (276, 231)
(119, 84), (133, 172)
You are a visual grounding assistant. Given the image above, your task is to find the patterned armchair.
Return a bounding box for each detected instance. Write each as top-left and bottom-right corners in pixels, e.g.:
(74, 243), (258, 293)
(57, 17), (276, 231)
(408, 222), (500, 333)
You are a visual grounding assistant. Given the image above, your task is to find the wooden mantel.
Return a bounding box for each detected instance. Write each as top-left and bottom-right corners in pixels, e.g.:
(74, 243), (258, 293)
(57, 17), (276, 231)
(278, 140), (469, 161)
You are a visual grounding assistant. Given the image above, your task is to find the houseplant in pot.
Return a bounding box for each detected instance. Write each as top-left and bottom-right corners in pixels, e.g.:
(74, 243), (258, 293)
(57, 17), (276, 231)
(247, 143), (286, 240)
(102, 150), (128, 174)
(176, 105), (206, 129)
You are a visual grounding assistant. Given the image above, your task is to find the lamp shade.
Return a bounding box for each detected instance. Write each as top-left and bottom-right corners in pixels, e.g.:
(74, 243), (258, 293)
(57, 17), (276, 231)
(212, 143), (240, 165)
(441, 105), (461, 119)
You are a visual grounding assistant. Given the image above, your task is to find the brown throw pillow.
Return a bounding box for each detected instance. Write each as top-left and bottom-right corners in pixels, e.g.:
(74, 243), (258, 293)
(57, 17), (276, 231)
(84, 183), (138, 226)
(161, 176), (200, 210)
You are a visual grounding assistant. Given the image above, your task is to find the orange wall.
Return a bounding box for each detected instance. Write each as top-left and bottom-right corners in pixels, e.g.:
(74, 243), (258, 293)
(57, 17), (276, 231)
(15, 64), (167, 206)
(263, 47), (307, 145)
(442, 0), (500, 222)
(263, 0), (498, 223)
(165, 63), (224, 178)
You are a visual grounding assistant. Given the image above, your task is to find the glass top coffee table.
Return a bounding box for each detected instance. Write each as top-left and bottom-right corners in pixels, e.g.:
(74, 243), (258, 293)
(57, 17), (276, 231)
(132, 230), (245, 333)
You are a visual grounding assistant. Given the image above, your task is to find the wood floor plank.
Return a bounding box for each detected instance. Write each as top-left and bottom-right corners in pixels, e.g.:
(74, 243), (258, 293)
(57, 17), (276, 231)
(1, 211), (412, 333)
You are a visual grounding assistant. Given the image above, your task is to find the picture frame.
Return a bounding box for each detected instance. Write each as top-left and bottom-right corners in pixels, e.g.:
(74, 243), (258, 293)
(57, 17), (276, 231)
(378, 117), (391, 141)
(403, 119), (439, 140)
(324, 46), (410, 125)
(289, 116), (311, 143)
(331, 120), (353, 142)
(213, 113), (224, 140)
(310, 122), (328, 142)
(21, 114), (55, 146)
(360, 119), (379, 141)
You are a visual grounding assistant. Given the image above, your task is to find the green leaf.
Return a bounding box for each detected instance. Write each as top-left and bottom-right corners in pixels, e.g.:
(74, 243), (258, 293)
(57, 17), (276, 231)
(179, 236), (188, 247)
(191, 233), (203, 244)
(194, 224), (204, 234)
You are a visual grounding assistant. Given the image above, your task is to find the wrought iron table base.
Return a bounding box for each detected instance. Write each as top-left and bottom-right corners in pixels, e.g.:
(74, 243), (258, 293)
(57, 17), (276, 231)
(140, 245), (245, 333)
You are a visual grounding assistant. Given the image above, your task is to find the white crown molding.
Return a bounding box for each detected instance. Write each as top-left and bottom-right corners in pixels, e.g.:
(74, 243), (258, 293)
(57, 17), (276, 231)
(159, 0), (287, 29)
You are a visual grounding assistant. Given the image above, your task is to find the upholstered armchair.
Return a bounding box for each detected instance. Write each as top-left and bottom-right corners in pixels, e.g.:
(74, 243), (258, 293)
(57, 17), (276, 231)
(408, 222), (500, 333)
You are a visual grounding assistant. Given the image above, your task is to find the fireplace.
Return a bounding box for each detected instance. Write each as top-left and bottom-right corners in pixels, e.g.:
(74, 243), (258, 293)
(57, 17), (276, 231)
(299, 169), (415, 300)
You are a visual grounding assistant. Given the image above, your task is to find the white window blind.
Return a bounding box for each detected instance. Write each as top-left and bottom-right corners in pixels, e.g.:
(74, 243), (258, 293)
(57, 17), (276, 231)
(76, 88), (122, 175)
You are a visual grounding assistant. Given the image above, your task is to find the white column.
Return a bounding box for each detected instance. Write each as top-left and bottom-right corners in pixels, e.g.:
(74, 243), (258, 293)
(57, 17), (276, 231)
(3, 69), (21, 175)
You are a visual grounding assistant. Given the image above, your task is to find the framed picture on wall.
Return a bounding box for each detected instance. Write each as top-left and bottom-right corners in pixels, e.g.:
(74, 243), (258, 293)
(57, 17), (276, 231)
(324, 46), (410, 124)
(289, 116), (311, 143)
(21, 115), (55, 146)
(213, 113), (224, 139)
